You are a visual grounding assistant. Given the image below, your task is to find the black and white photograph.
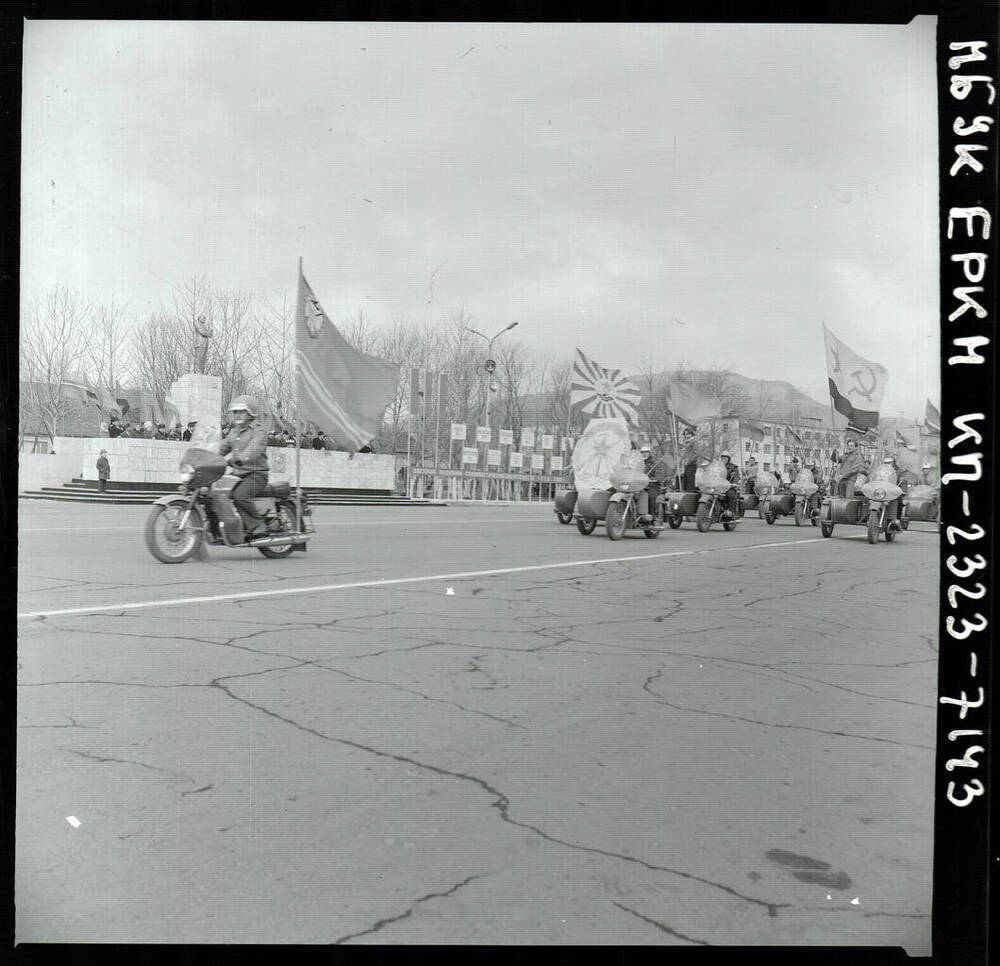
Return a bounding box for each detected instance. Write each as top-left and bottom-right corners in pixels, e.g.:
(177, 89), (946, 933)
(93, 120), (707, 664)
(12, 9), (994, 957)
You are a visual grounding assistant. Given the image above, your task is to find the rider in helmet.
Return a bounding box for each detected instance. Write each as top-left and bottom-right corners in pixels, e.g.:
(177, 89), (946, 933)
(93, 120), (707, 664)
(880, 454), (904, 531)
(719, 450), (740, 519)
(219, 395), (271, 538)
(804, 458), (823, 513)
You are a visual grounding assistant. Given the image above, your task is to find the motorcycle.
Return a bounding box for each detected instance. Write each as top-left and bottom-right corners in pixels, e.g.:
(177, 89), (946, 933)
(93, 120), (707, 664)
(755, 471), (794, 525)
(858, 465), (906, 544)
(789, 468), (821, 527)
(553, 487), (577, 525)
(605, 464), (666, 540)
(694, 458), (742, 532)
(145, 447), (314, 563)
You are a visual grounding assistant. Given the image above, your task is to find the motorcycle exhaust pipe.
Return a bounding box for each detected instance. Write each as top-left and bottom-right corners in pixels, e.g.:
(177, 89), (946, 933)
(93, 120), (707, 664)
(247, 533), (313, 548)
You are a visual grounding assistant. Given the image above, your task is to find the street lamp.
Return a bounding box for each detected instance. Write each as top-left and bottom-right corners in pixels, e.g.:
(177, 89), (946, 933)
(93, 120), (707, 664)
(465, 322), (519, 428)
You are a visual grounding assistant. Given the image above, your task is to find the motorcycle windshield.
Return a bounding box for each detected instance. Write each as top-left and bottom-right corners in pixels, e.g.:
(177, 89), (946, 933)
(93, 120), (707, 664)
(794, 469), (815, 485)
(609, 465), (650, 491)
(907, 484), (938, 500)
(696, 458), (730, 494)
(755, 471), (778, 494)
(870, 465), (898, 485)
(181, 447), (226, 469)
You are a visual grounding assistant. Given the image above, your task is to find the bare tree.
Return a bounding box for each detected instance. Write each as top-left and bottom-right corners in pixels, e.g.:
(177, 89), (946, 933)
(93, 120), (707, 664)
(128, 312), (188, 422)
(19, 288), (95, 442)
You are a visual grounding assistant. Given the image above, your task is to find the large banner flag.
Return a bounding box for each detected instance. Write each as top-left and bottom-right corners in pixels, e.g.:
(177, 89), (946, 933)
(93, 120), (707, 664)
(924, 399), (941, 435)
(295, 262), (399, 451)
(666, 380), (722, 427)
(823, 324), (888, 433)
(569, 349), (641, 422)
(740, 418), (765, 442)
(571, 417), (630, 490)
(895, 429), (918, 452)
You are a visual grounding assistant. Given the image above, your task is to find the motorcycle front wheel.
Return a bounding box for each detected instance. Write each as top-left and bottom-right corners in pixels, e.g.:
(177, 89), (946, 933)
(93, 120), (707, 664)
(695, 502), (712, 532)
(794, 503), (805, 527)
(606, 502), (627, 540)
(257, 504), (297, 559)
(867, 509), (880, 544)
(145, 502), (203, 564)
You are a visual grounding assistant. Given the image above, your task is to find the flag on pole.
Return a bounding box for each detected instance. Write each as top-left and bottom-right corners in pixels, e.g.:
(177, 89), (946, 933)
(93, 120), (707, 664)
(740, 419), (764, 442)
(294, 263), (399, 452)
(162, 394), (182, 430)
(437, 372), (449, 423)
(895, 429), (918, 451)
(569, 349), (642, 422)
(924, 400), (941, 435)
(666, 380), (722, 427)
(409, 368), (422, 415)
(784, 424), (803, 445)
(822, 324), (888, 433)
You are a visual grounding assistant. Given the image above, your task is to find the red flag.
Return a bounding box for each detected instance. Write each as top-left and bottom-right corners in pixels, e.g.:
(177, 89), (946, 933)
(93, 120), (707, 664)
(924, 400), (941, 435)
(294, 263), (399, 451)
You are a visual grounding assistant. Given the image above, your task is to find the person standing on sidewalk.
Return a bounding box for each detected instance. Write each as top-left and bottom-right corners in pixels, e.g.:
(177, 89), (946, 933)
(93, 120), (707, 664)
(97, 450), (110, 493)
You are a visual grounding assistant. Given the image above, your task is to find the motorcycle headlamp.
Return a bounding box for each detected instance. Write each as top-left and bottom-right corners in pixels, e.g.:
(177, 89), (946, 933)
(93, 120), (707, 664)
(873, 487), (886, 500)
(179, 463), (194, 483)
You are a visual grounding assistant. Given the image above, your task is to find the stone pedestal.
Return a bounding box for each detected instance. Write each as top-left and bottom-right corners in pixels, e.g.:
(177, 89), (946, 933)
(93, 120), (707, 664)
(170, 372), (223, 449)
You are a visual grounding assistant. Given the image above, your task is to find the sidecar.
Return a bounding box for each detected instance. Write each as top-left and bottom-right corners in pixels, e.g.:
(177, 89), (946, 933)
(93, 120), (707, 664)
(662, 491), (699, 529)
(818, 495), (869, 538)
(553, 488), (577, 525)
(902, 485), (940, 526)
(573, 487), (611, 535)
(759, 490), (795, 524)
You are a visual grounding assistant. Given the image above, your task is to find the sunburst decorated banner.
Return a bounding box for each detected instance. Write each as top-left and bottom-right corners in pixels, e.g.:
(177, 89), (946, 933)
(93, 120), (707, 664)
(569, 348), (641, 422)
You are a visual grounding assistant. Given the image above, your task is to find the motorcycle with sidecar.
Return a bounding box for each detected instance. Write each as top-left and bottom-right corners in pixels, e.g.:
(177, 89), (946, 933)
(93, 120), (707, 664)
(693, 458), (742, 532)
(604, 464), (666, 540)
(902, 484), (940, 528)
(756, 471), (795, 525)
(553, 487), (577, 525)
(819, 465), (907, 543)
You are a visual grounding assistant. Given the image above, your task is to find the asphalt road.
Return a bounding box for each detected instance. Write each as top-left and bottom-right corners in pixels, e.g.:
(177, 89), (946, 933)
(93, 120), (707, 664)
(17, 499), (940, 949)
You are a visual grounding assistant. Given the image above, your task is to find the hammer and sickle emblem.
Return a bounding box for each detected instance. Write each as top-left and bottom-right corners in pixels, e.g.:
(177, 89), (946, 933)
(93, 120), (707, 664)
(847, 367), (877, 401)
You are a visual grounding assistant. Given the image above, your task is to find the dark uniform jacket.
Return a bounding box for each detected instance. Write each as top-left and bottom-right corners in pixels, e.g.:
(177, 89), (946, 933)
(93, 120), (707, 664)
(219, 421), (270, 477)
(96, 456), (110, 480)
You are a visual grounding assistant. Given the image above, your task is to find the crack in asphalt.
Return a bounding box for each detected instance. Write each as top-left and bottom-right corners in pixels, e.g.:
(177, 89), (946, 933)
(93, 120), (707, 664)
(333, 872), (487, 943)
(642, 668), (933, 751)
(612, 901), (711, 945)
(205, 676), (790, 918)
(65, 747), (193, 781)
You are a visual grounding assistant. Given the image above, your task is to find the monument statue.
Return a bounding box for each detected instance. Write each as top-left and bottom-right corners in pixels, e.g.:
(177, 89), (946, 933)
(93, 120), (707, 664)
(193, 315), (213, 374)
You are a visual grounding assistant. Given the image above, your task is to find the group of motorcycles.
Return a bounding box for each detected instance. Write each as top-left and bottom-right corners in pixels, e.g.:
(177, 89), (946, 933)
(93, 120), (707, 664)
(555, 458), (938, 546)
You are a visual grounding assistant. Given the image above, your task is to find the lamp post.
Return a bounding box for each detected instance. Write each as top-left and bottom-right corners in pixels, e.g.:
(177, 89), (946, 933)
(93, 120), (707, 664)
(465, 322), (519, 429)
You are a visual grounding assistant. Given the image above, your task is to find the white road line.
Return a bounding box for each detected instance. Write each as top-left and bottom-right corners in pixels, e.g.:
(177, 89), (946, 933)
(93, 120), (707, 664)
(17, 534), (865, 620)
(18, 517), (550, 533)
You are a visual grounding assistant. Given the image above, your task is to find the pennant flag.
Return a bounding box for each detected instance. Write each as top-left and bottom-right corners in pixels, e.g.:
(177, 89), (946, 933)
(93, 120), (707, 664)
(569, 349), (642, 422)
(666, 380), (722, 427)
(294, 263), (399, 452)
(823, 324), (889, 433)
(740, 419), (764, 442)
(924, 399), (941, 435)
(96, 385), (121, 415)
(437, 372), (449, 424)
(895, 429), (918, 452)
(115, 396), (130, 416)
(409, 368), (422, 416)
(784, 424), (803, 445)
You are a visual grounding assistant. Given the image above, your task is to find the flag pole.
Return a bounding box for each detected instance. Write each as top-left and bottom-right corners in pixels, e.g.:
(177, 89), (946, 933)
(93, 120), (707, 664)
(295, 256), (303, 532)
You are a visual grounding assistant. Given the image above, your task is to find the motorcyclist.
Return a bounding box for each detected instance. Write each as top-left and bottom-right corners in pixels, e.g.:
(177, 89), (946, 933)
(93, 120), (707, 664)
(802, 458), (823, 515)
(835, 437), (868, 497)
(639, 444), (668, 524)
(719, 450), (740, 520)
(920, 461), (940, 488)
(744, 457), (759, 495)
(218, 395), (271, 538)
(878, 455), (905, 531)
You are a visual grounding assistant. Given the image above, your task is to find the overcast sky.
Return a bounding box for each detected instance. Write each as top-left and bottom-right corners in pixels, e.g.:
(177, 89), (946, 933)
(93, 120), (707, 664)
(22, 18), (940, 418)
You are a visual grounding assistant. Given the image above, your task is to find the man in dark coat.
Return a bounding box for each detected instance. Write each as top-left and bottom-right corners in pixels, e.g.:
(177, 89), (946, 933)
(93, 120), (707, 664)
(218, 396), (271, 538)
(96, 450), (110, 493)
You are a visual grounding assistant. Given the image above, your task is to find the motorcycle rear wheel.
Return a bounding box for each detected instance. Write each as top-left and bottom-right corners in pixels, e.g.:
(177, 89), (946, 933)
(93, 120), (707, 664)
(606, 502), (627, 540)
(867, 509), (880, 545)
(667, 515), (683, 529)
(257, 504), (296, 558)
(643, 527), (660, 538)
(764, 511), (776, 525)
(722, 520), (738, 532)
(556, 511), (573, 525)
(145, 502), (203, 564)
(576, 517), (597, 535)
(695, 502), (712, 532)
